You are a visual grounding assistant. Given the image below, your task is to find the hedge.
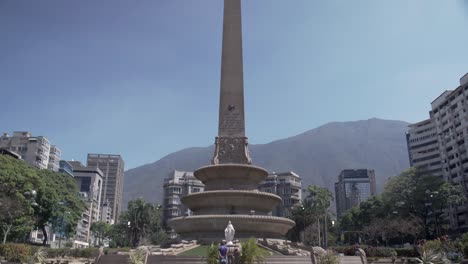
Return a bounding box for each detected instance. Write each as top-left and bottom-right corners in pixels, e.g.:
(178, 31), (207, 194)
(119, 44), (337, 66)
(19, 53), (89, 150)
(46, 247), (99, 258)
(0, 243), (99, 262)
(0, 243), (32, 262)
(394, 248), (418, 257)
(329, 245), (397, 257)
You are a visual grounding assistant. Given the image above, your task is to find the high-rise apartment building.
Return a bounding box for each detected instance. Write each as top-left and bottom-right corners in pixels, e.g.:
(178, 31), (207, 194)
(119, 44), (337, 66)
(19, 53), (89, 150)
(162, 170), (204, 227)
(0, 131), (61, 171)
(86, 154), (125, 222)
(69, 161), (103, 247)
(258, 172), (302, 217)
(406, 118), (443, 177)
(407, 73), (468, 231)
(59, 160), (74, 177)
(335, 169), (377, 217)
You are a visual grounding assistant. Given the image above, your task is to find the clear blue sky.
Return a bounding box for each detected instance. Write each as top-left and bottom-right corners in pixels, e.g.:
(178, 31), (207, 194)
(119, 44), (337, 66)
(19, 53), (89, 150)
(1, 0), (468, 169)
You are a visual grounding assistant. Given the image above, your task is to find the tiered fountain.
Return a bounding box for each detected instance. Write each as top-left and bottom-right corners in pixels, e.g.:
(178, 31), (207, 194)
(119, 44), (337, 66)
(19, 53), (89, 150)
(167, 0), (295, 240)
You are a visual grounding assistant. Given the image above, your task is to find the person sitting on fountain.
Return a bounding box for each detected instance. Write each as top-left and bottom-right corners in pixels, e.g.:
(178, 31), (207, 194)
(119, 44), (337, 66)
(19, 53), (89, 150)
(219, 240), (228, 263)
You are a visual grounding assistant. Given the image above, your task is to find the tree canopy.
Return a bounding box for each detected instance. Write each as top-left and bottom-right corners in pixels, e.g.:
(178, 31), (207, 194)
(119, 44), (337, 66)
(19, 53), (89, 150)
(108, 198), (166, 247)
(0, 155), (85, 245)
(338, 167), (466, 244)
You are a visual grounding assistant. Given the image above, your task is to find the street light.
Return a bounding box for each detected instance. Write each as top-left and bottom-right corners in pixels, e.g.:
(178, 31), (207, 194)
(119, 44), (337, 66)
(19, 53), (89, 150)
(299, 203), (306, 244)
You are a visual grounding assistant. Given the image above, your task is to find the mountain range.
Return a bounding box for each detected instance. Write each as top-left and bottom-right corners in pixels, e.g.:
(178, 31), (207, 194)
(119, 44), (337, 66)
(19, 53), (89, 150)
(122, 118), (411, 207)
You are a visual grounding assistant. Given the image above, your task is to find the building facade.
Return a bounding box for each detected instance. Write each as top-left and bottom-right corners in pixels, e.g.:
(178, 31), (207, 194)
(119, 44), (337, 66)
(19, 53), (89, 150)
(335, 169), (377, 217)
(59, 160), (74, 177)
(162, 170), (204, 228)
(86, 154), (125, 222)
(100, 202), (114, 224)
(407, 73), (468, 231)
(406, 118), (443, 178)
(0, 131), (61, 171)
(69, 161), (103, 247)
(258, 172), (302, 217)
(0, 147), (22, 159)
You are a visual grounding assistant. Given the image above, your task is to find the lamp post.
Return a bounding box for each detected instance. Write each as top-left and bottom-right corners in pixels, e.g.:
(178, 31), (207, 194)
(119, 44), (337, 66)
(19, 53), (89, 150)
(24, 190), (38, 243)
(299, 204), (305, 244)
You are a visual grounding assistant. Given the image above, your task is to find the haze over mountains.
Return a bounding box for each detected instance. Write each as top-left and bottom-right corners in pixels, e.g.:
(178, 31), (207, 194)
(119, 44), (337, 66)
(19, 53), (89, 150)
(122, 118), (410, 207)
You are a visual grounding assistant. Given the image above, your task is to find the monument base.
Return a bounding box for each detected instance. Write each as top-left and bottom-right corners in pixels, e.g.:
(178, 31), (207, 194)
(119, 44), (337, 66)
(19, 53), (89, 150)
(168, 215), (295, 242)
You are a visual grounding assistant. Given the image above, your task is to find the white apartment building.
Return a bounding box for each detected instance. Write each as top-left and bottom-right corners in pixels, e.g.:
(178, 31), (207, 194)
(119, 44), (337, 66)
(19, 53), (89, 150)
(0, 131), (61, 171)
(406, 119), (443, 178)
(162, 170), (204, 226)
(407, 73), (468, 232)
(258, 172), (302, 217)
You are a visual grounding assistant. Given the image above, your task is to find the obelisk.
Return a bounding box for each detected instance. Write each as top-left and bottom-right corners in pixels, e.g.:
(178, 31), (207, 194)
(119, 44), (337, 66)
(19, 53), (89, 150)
(167, 0), (296, 240)
(212, 0), (252, 165)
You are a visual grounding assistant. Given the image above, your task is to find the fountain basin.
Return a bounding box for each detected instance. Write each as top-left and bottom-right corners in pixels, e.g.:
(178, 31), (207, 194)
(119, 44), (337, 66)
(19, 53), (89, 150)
(168, 215), (295, 241)
(182, 190), (282, 215)
(194, 164), (269, 190)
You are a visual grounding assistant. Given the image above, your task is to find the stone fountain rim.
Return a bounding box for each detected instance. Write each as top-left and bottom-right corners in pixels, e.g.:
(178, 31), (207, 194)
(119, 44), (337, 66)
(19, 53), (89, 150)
(182, 190), (282, 201)
(194, 164), (269, 174)
(168, 214), (296, 225)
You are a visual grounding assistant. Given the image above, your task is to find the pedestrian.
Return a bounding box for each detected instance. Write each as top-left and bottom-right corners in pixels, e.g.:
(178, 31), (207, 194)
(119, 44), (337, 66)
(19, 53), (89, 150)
(218, 240), (228, 264)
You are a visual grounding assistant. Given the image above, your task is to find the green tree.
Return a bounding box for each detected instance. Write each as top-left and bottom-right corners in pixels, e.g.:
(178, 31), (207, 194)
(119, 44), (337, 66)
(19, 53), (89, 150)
(110, 198), (165, 247)
(383, 167), (466, 239)
(108, 216), (131, 247)
(289, 185), (333, 245)
(0, 155), (39, 243)
(33, 169), (85, 245)
(90, 222), (111, 246)
(0, 155), (86, 245)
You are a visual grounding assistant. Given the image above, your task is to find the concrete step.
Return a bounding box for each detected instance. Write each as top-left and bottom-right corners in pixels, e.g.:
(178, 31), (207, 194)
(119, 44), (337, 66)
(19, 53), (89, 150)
(98, 252), (362, 264)
(97, 255), (128, 264)
(265, 255), (312, 264)
(148, 255), (314, 264)
(148, 256), (204, 264)
(340, 256), (363, 264)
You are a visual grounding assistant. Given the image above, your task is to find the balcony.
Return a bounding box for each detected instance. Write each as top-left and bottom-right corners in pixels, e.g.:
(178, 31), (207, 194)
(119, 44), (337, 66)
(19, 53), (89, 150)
(291, 194), (301, 200)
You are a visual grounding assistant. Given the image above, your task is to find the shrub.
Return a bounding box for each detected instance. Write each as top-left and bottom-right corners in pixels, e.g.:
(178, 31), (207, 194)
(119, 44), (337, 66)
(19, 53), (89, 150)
(128, 248), (147, 264)
(462, 233), (468, 258)
(240, 238), (267, 264)
(206, 243), (219, 264)
(46, 247), (99, 258)
(394, 248), (418, 257)
(422, 239), (443, 253)
(27, 246), (48, 264)
(365, 247), (397, 258)
(318, 250), (340, 264)
(416, 249), (449, 264)
(104, 247), (131, 255)
(0, 243), (32, 262)
(328, 246), (359, 256)
(328, 246), (397, 258)
(160, 238), (181, 249)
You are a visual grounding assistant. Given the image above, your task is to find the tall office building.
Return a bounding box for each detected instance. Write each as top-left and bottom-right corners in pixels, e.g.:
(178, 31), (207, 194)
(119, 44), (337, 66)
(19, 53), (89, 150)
(335, 169), (377, 217)
(258, 172), (302, 217)
(0, 131), (61, 171)
(407, 73), (468, 231)
(86, 154), (125, 222)
(162, 170), (204, 228)
(69, 161), (103, 247)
